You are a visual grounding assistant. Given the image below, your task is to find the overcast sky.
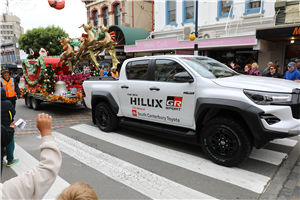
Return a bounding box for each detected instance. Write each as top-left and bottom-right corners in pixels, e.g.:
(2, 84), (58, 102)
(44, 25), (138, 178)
(3, 0), (87, 38)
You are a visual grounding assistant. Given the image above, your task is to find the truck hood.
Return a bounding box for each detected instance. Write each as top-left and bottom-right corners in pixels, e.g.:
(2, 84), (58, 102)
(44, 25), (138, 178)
(211, 75), (300, 93)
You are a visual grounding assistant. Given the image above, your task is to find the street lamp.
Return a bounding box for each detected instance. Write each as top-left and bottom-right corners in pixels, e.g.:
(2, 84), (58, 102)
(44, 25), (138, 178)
(189, 0), (198, 56)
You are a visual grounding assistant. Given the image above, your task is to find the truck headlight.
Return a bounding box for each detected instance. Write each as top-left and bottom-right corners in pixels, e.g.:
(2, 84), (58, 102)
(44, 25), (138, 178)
(244, 90), (292, 105)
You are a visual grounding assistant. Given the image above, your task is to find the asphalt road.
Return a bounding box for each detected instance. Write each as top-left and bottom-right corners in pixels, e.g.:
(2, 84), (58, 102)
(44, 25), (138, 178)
(2, 99), (300, 199)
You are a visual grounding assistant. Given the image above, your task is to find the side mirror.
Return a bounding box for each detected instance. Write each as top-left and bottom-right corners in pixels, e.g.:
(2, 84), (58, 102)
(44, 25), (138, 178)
(173, 72), (194, 83)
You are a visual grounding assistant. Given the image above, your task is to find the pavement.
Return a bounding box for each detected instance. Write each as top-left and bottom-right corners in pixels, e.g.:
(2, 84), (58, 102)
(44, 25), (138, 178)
(14, 102), (92, 138)
(277, 155), (300, 200)
(259, 140), (300, 200)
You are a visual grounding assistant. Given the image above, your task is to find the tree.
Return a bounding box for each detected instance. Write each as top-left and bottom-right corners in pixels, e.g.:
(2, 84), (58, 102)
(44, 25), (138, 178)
(18, 25), (69, 58)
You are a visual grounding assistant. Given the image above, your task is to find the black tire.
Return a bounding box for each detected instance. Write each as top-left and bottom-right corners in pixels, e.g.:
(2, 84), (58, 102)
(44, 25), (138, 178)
(26, 96), (33, 109)
(31, 97), (42, 110)
(200, 117), (252, 167)
(94, 102), (118, 132)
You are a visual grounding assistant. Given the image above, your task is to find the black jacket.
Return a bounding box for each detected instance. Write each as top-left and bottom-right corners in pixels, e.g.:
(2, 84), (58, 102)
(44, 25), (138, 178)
(266, 72), (282, 78)
(1, 88), (15, 128)
(1, 125), (14, 158)
(1, 77), (21, 100)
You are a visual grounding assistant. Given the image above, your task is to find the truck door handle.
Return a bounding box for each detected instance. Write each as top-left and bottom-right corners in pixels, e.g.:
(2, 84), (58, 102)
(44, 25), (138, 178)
(150, 87), (160, 91)
(121, 85), (129, 89)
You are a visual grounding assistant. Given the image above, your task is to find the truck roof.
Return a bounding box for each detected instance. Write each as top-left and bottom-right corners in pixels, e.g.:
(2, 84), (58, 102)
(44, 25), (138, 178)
(127, 55), (209, 61)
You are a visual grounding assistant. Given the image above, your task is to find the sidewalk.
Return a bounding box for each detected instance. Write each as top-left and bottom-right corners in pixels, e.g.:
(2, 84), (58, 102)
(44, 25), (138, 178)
(277, 156), (300, 200)
(259, 140), (300, 200)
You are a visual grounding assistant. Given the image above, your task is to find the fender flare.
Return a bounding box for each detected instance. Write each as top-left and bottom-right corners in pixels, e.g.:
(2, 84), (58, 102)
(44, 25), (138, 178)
(91, 91), (119, 124)
(194, 98), (266, 146)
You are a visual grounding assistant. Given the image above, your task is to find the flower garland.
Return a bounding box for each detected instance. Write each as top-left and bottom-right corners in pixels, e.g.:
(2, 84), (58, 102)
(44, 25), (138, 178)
(20, 84), (44, 98)
(41, 89), (83, 104)
(22, 57), (47, 86)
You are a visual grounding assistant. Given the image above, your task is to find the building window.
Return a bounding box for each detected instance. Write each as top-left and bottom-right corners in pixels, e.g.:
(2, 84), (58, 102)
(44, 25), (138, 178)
(8, 36), (10, 39)
(165, 1), (177, 26)
(0, 31), (2, 34)
(6, 53), (10, 63)
(216, 0), (233, 21)
(244, 0), (264, 15)
(4, 36), (7, 39)
(11, 31), (13, 34)
(93, 10), (98, 27)
(1, 54), (4, 63)
(6, 25), (9, 29)
(114, 3), (121, 25)
(182, 1), (194, 25)
(10, 25), (12, 29)
(103, 7), (109, 26)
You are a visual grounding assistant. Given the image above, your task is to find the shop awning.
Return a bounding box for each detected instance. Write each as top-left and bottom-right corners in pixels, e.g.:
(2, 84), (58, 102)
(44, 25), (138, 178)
(109, 25), (149, 46)
(1, 64), (18, 69)
(256, 25), (300, 42)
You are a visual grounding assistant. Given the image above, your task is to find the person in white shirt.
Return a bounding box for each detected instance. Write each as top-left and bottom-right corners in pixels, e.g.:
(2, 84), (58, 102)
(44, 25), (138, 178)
(0, 113), (62, 200)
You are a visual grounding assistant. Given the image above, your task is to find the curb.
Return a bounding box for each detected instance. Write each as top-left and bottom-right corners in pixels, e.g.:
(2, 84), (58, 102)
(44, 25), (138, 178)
(259, 140), (300, 200)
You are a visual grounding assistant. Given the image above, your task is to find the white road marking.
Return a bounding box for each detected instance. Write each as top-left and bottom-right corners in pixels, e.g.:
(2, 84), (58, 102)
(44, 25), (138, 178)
(270, 138), (298, 147)
(249, 148), (287, 165)
(11, 143), (70, 200)
(52, 131), (216, 199)
(71, 124), (270, 194)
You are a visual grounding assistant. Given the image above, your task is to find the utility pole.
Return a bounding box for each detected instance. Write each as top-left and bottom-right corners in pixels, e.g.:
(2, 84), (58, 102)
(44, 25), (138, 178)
(6, 0), (9, 14)
(194, 0), (198, 56)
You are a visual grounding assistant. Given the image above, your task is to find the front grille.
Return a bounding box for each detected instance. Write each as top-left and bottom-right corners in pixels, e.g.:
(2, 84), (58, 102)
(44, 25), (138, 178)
(291, 90), (300, 119)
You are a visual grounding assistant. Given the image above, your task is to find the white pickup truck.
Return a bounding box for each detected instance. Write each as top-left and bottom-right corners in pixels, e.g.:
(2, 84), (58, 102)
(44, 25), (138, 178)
(83, 55), (300, 167)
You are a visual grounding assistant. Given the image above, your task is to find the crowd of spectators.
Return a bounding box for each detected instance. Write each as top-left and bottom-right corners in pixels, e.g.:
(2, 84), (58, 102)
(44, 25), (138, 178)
(228, 59), (300, 82)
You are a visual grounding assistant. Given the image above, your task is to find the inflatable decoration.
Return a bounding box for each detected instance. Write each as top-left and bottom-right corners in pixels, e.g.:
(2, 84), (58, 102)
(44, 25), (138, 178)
(48, 0), (65, 10)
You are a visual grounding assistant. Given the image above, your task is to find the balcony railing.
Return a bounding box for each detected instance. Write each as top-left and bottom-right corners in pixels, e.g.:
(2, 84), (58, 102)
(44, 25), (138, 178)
(225, 0), (265, 36)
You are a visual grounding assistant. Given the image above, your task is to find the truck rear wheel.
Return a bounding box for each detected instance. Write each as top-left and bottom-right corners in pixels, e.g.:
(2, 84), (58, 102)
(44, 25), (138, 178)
(32, 97), (42, 110)
(26, 96), (33, 109)
(94, 102), (118, 132)
(200, 117), (252, 167)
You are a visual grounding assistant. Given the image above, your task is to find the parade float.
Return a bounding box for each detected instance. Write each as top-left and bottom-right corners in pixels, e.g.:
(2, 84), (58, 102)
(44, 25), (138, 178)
(20, 24), (119, 110)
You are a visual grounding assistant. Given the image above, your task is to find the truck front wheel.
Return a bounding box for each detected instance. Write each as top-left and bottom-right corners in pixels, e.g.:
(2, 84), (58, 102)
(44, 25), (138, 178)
(200, 117), (252, 167)
(94, 102), (119, 132)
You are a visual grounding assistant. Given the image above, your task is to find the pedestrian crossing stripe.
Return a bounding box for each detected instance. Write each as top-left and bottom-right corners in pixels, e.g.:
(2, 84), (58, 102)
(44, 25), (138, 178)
(70, 124), (271, 194)
(9, 124), (299, 199)
(51, 131), (216, 199)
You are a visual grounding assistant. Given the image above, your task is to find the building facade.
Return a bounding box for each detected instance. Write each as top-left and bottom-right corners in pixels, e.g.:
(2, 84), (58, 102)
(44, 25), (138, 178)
(124, 0), (299, 74)
(256, 1), (300, 74)
(1, 36), (23, 73)
(0, 13), (24, 41)
(83, 0), (153, 32)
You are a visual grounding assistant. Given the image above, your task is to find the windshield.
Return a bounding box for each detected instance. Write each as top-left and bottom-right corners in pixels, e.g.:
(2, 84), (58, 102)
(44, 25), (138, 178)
(179, 57), (238, 78)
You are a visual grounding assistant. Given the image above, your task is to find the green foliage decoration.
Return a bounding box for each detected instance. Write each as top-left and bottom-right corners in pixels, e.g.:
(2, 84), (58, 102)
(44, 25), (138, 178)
(18, 25), (69, 58)
(22, 57), (46, 86)
(44, 63), (56, 93)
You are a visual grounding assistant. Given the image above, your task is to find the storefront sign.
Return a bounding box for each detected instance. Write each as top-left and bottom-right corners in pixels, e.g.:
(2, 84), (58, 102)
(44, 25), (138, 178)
(293, 27), (300, 35)
(176, 50), (194, 55)
(125, 37), (256, 52)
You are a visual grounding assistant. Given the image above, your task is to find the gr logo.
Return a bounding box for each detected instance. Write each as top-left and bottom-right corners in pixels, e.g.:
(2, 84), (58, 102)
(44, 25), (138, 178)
(166, 96), (183, 107)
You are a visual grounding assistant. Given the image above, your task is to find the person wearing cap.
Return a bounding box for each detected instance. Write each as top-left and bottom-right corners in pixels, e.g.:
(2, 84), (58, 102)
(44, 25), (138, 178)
(111, 67), (119, 77)
(1, 69), (21, 108)
(283, 62), (300, 81)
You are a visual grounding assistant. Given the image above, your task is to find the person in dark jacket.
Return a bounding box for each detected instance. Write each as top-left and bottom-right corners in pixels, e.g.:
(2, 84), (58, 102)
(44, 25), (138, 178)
(1, 88), (19, 167)
(1, 124), (15, 174)
(266, 64), (282, 78)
